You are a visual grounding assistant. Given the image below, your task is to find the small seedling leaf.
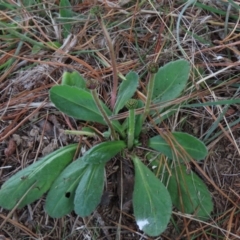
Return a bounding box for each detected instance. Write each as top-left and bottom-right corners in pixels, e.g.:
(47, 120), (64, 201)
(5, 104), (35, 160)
(83, 141), (126, 164)
(61, 71), (87, 89)
(152, 59), (190, 103)
(59, 0), (74, 38)
(114, 71), (139, 114)
(45, 158), (88, 218)
(148, 132), (208, 161)
(74, 163), (105, 217)
(162, 164), (213, 219)
(132, 155), (172, 237)
(0, 144), (77, 210)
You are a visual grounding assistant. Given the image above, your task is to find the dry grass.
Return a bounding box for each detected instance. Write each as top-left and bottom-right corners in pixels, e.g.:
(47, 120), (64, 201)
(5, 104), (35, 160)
(1, 0), (240, 239)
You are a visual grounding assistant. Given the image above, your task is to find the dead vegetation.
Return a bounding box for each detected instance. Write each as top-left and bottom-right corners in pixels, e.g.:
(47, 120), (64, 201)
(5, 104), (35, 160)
(0, 0), (240, 239)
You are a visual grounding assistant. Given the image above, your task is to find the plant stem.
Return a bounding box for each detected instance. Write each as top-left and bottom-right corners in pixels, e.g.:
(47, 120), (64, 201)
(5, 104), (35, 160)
(143, 72), (156, 121)
(125, 99), (138, 150)
(143, 63), (158, 121)
(96, 15), (118, 110)
(91, 89), (117, 140)
(128, 109), (136, 150)
(62, 129), (96, 137)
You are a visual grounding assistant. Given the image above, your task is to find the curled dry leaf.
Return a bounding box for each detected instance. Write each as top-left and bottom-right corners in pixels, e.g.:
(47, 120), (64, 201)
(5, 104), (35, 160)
(37, 119), (54, 137)
(12, 134), (22, 146)
(48, 114), (61, 128)
(42, 141), (58, 156)
(4, 138), (16, 158)
(29, 126), (40, 138)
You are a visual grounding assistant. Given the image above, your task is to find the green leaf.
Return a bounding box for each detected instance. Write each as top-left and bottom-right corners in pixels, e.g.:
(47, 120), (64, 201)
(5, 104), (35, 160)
(45, 141), (125, 217)
(152, 107), (177, 124)
(83, 141), (126, 164)
(59, 0), (74, 38)
(0, 2), (17, 10)
(45, 158), (88, 218)
(0, 21), (46, 49)
(32, 41), (61, 54)
(46, 41), (61, 49)
(148, 132), (208, 161)
(194, 1), (239, 20)
(74, 163), (105, 217)
(50, 85), (102, 122)
(163, 164), (213, 219)
(0, 144), (77, 210)
(184, 99), (240, 108)
(132, 156), (172, 237)
(152, 59), (190, 103)
(22, 0), (36, 7)
(114, 71), (139, 114)
(50, 85), (120, 129)
(61, 71), (87, 89)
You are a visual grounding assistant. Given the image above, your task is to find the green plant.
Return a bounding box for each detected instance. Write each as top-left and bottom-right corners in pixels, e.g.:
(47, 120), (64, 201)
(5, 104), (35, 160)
(0, 60), (214, 237)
